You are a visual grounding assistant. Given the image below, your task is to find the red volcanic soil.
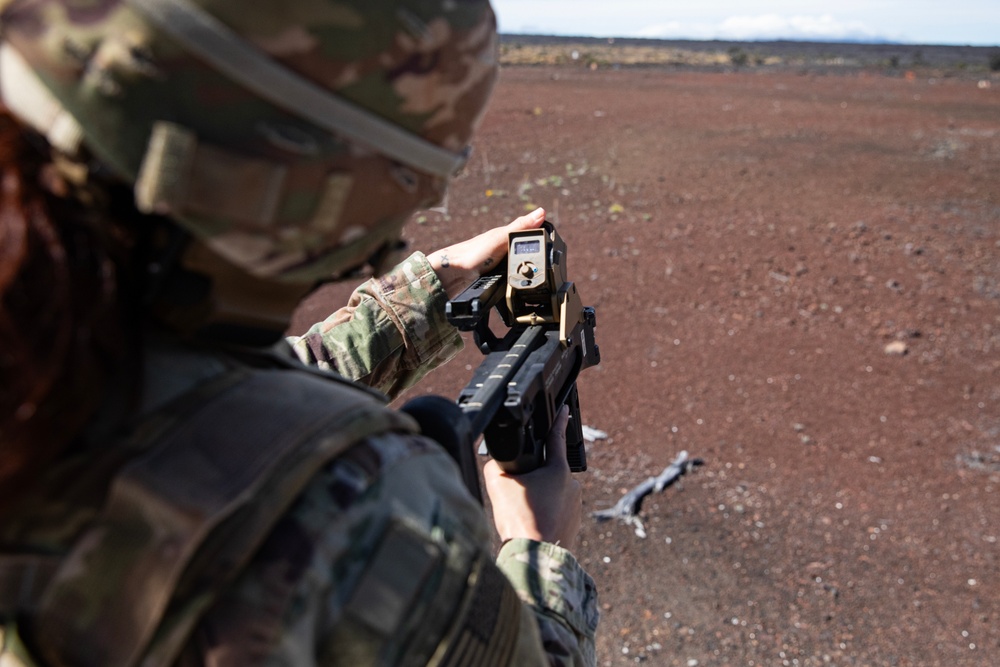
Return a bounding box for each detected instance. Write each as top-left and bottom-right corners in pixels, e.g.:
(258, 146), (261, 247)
(291, 65), (1000, 666)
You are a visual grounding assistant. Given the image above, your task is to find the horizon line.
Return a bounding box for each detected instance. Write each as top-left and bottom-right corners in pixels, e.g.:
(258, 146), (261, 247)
(499, 32), (1000, 49)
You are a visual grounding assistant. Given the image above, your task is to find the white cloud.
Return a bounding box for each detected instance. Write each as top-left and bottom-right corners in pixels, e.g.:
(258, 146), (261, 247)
(635, 22), (721, 40)
(634, 22), (686, 39)
(637, 14), (887, 42)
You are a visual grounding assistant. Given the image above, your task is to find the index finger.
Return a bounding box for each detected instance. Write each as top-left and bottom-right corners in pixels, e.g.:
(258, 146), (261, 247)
(545, 404), (572, 469)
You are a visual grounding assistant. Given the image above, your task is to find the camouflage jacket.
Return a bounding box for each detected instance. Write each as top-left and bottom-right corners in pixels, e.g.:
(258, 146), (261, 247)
(0, 252), (598, 667)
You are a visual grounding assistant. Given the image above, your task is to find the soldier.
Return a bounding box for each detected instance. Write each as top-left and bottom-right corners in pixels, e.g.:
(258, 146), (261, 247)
(0, 1), (598, 666)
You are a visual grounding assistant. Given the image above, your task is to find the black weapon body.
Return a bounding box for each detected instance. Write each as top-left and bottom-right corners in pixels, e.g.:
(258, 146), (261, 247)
(403, 223), (599, 498)
(451, 287), (598, 475)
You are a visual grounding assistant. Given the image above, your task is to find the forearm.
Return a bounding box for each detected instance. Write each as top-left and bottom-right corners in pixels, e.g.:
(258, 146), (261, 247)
(497, 538), (600, 667)
(287, 252), (463, 399)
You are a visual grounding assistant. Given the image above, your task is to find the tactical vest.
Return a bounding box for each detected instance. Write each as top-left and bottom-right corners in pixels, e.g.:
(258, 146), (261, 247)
(0, 356), (523, 667)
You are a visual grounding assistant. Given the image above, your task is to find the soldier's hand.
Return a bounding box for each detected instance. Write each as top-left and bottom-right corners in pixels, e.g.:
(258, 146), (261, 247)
(428, 207), (546, 299)
(483, 405), (582, 550)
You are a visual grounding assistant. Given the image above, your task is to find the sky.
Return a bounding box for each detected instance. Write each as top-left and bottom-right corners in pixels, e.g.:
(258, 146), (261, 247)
(490, 1), (1000, 47)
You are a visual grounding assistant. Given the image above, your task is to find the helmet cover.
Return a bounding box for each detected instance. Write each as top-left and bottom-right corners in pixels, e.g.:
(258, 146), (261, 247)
(0, 0), (499, 282)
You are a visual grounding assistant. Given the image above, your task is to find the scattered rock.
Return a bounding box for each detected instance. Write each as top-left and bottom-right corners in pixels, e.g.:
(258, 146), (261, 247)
(884, 340), (909, 356)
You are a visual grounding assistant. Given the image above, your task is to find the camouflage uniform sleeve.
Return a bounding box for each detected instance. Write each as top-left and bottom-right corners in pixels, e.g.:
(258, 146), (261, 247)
(286, 251), (463, 399)
(497, 538), (600, 667)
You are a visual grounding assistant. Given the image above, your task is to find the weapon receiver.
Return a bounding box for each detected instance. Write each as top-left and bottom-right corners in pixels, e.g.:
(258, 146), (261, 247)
(403, 222), (600, 498)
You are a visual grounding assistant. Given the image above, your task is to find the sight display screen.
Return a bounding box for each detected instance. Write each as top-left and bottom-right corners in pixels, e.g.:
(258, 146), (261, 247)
(514, 239), (541, 255)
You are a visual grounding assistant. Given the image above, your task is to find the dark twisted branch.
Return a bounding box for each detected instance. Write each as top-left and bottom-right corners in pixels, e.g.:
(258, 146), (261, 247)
(592, 451), (704, 537)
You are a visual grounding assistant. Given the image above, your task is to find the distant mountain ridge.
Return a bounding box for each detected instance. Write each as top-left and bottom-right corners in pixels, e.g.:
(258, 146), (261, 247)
(499, 33), (999, 70)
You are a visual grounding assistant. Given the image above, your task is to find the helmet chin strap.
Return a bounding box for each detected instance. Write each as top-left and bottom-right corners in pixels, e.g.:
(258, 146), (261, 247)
(160, 233), (411, 345)
(127, 0), (471, 179)
(142, 224), (313, 345)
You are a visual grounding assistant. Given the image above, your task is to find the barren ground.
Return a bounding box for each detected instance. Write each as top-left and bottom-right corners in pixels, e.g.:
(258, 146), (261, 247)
(291, 63), (1000, 666)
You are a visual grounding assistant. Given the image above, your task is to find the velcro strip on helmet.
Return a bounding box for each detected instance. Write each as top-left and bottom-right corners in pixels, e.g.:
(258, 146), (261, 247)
(135, 121), (286, 226)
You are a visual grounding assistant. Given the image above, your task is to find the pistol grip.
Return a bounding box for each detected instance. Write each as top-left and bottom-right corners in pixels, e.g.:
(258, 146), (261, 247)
(565, 386), (587, 473)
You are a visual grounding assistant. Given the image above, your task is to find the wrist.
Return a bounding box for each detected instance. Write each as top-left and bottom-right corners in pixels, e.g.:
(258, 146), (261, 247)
(427, 251), (475, 299)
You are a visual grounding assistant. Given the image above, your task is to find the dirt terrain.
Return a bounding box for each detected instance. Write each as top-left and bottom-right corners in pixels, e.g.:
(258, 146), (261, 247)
(291, 58), (1000, 666)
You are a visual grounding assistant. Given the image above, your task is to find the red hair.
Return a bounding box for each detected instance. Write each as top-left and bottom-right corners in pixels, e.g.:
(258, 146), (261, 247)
(0, 109), (128, 506)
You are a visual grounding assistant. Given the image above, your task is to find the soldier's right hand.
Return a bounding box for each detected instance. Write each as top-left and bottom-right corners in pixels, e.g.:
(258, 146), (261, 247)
(482, 405), (582, 550)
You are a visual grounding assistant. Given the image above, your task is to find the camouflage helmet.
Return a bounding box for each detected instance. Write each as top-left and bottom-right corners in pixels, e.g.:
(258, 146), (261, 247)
(0, 0), (498, 283)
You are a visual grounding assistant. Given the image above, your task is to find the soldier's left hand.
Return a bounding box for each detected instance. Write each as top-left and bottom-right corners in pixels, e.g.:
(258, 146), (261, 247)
(428, 207), (546, 298)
